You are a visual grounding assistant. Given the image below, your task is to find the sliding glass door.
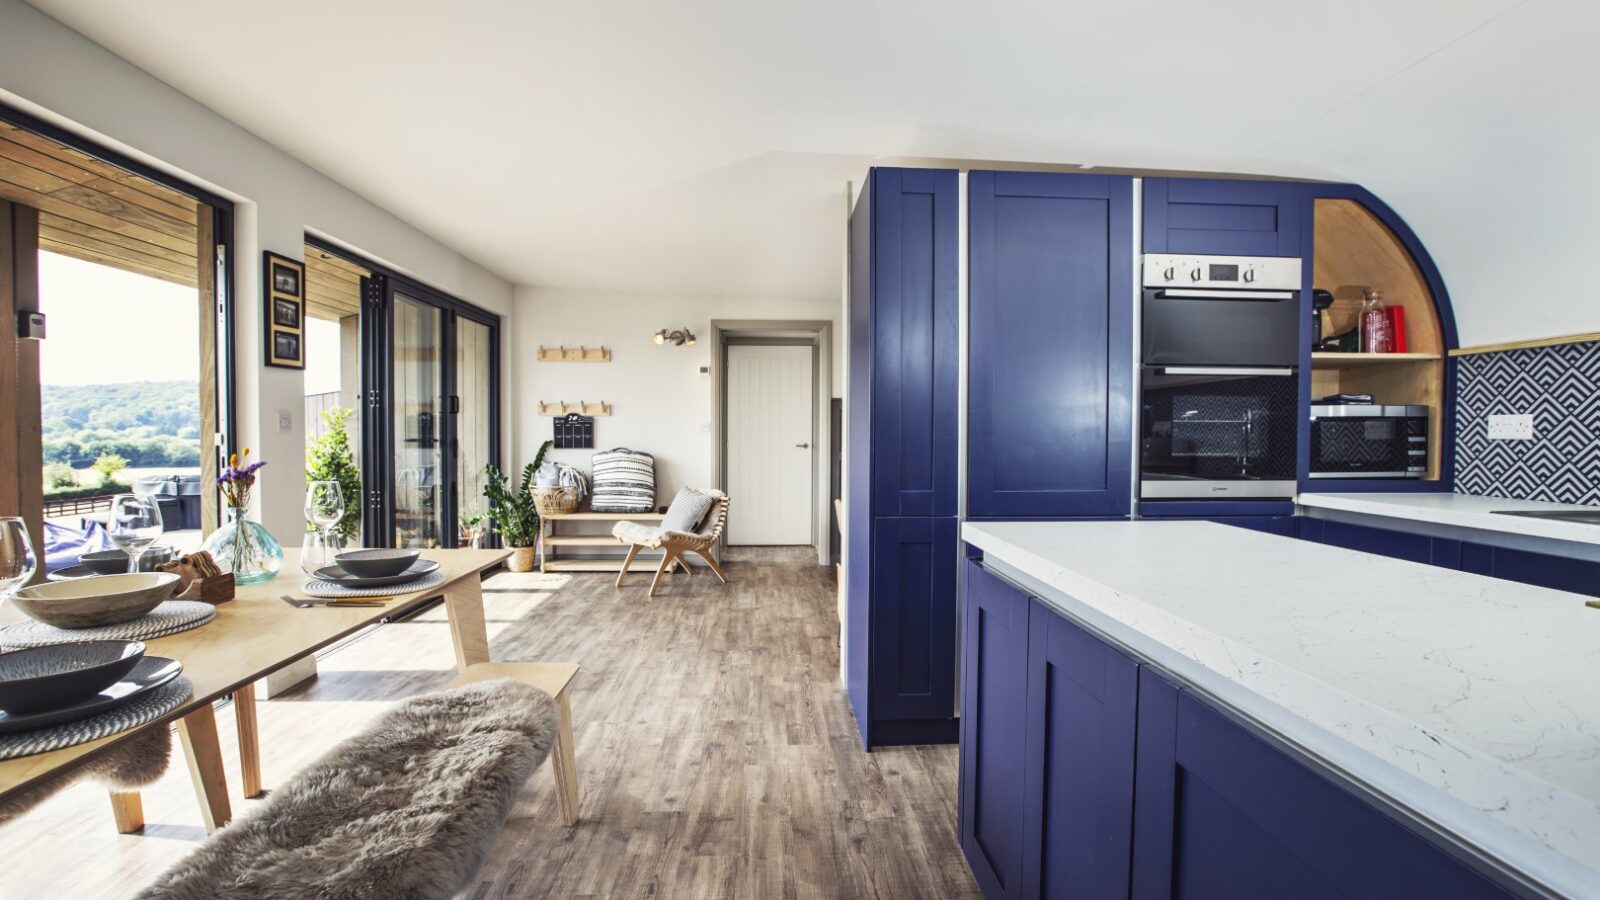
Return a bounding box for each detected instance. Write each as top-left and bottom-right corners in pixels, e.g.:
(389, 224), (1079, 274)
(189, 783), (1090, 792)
(357, 269), (499, 549)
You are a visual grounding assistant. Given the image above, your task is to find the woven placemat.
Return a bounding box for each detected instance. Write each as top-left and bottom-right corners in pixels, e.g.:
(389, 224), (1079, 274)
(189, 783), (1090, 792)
(0, 600), (216, 649)
(300, 569), (447, 599)
(0, 676), (192, 760)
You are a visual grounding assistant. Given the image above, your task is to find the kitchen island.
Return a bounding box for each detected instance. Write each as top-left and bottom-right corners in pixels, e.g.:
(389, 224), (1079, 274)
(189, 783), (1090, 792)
(960, 520), (1600, 899)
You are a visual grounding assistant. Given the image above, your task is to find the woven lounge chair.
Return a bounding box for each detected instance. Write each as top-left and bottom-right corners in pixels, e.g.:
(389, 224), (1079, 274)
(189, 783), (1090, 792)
(612, 490), (730, 597)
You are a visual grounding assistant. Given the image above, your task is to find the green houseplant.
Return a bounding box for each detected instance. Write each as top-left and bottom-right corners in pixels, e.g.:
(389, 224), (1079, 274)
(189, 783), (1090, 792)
(305, 407), (362, 542)
(482, 439), (551, 572)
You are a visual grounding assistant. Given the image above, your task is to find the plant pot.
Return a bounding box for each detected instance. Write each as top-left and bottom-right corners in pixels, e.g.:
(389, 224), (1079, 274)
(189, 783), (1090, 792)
(507, 545), (537, 573)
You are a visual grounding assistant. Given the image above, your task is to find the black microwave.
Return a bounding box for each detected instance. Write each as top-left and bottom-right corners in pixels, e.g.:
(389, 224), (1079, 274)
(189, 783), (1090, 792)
(1308, 405), (1428, 479)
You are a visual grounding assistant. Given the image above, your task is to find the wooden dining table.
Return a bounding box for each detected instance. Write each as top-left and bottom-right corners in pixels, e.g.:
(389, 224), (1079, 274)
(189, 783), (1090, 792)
(0, 547), (509, 833)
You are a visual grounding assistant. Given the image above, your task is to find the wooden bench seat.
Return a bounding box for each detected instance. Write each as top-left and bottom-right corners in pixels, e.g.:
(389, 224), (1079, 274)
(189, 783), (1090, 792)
(445, 662), (581, 826)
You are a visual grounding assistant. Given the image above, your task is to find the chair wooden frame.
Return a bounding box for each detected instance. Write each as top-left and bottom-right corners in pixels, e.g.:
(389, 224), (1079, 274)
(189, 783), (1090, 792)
(615, 494), (731, 598)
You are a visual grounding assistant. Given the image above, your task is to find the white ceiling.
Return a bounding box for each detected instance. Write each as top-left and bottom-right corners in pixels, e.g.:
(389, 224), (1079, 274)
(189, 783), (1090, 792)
(26, 0), (1600, 343)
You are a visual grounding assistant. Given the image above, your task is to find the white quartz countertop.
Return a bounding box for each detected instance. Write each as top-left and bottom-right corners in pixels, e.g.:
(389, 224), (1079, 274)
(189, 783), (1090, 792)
(963, 520), (1600, 898)
(1299, 492), (1600, 546)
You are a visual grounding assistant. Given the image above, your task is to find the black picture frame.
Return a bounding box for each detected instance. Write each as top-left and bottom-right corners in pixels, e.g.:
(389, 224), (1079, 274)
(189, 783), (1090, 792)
(263, 251), (306, 369)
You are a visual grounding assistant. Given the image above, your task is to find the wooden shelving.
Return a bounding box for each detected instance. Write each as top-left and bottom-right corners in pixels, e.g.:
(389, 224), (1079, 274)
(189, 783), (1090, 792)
(1311, 352), (1441, 369)
(1311, 199), (1447, 481)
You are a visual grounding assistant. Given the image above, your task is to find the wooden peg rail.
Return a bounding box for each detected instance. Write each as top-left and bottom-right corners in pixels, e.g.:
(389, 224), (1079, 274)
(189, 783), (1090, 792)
(537, 401), (612, 417)
(538, 346), (611, 363)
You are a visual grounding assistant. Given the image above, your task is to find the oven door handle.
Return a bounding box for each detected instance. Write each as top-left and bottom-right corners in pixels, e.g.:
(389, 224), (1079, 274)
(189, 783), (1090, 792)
(1154, 289), (1299, 301)
(1159, 366), (1297, 377)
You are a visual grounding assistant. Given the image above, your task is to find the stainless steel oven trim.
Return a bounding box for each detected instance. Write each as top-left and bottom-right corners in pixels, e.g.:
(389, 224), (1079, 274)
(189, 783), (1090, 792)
(1141, 480), (1298, 499)
(1160, 366), (1296, 377)
(1153, 289), (1299, 301)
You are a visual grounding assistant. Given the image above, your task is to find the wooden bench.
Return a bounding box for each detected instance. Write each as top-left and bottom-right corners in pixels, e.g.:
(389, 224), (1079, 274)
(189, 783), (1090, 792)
(444, 662), (581, 826)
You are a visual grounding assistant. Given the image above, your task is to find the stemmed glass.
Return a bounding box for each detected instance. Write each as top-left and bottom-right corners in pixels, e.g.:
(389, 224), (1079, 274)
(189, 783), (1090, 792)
(0, 518), (37, 603)
(107, 494), (163, 574)
(303, 481), (346, 574)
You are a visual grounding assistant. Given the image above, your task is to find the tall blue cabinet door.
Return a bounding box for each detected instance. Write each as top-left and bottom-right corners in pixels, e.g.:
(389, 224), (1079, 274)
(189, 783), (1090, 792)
(870, 517), (958, 721)
(1142, 178), (1303, 257)
(1131, 671), (1514, 900)
(1021, 601), (1137, 900)
(872, 167), (959, 518)
(959, 561), (1031, 899)
(968, 170), (1133, 518)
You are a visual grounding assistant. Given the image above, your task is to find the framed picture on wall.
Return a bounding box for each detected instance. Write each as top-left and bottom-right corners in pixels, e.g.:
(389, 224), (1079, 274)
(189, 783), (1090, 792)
(264, 251), (306, 369)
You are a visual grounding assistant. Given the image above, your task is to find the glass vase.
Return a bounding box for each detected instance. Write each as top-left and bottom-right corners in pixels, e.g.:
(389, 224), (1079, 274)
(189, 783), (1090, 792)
(202, 507), (284, 585)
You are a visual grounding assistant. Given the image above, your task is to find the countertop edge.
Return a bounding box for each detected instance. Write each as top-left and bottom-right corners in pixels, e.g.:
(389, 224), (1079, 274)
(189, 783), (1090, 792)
(1297, 493), (1600, 547)
(963, 520), (1599, 900)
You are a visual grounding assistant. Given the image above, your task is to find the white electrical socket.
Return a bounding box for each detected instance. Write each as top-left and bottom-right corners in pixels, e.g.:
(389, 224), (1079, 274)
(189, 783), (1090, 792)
(278, 412), (293, 432)
(1487, 414), (1534, 440)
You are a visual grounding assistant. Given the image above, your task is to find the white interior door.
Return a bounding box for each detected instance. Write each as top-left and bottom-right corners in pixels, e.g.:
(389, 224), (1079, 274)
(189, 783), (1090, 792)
(727, 344), (814, 545)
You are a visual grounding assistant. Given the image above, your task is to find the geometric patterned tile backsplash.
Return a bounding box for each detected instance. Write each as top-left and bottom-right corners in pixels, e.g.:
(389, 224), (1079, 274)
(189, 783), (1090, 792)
(1454, 340), (1600, 505)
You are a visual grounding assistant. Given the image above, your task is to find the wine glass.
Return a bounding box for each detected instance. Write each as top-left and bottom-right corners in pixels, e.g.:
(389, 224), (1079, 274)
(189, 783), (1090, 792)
(304, 481), (346, 572)
(0, 518), (36, 603)
(107, 494), (163, 574)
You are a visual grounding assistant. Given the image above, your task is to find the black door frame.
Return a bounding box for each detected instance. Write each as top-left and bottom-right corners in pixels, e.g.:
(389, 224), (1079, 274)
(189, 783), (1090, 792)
(307, 236), (501, 548)
(0, 101), (238, 525)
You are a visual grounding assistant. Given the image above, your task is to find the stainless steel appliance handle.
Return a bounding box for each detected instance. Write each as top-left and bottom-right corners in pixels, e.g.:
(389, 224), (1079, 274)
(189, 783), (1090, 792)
(1159, 366), (1296, 377)
(1154, 289), (1299, 301)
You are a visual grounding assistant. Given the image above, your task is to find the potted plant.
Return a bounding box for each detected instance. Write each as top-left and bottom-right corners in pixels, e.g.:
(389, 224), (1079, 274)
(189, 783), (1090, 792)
(482, 440), (552, 572)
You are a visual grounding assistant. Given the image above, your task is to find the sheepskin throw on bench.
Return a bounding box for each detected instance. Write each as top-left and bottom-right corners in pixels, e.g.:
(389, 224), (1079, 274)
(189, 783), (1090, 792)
(136, 679), (557, 900)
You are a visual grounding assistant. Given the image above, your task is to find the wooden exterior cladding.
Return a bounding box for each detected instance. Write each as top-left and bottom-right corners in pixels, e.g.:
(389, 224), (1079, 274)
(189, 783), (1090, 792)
(1310, 198), (1447, 480)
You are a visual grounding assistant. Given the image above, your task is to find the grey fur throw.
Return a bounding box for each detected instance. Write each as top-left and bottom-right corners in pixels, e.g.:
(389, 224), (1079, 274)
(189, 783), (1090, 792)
(0, 724), (171, 827)
(137, 679), (557, 900)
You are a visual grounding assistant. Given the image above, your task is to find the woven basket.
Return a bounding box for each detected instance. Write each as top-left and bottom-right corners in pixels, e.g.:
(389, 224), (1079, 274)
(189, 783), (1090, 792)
(533, 486), (580, 516)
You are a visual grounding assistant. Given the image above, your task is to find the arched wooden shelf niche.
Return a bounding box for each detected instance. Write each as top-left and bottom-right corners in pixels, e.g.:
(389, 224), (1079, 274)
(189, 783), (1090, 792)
(1311, 197), (1447, 480)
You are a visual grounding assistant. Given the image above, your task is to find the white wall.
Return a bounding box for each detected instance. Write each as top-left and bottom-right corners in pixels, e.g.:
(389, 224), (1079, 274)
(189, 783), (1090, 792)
(514, 287), (839, 499)
(0, 0), (515, 537)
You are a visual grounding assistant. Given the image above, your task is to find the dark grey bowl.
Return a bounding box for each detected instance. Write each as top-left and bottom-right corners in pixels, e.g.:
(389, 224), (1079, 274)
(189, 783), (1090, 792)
(335, 548), (422, 579)
(80, 547), (175, 575)
(0, 640), (146, 714)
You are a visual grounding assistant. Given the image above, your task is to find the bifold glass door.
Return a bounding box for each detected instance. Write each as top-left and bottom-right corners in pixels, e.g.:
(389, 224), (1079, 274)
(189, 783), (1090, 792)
(361, 273), (498, 549)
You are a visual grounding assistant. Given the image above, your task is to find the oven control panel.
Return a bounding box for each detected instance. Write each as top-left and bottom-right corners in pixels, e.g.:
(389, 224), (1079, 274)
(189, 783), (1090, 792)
(1143, 254), (1302, 291)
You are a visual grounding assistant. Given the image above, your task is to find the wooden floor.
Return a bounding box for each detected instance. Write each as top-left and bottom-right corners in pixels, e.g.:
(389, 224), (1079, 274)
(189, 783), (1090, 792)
(0, 552), (979, 899)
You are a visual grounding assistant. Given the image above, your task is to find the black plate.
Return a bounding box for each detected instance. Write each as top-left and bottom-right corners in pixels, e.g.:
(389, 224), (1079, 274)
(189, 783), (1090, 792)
(312, 559), (440, 588)
(0, 656), (183, 735)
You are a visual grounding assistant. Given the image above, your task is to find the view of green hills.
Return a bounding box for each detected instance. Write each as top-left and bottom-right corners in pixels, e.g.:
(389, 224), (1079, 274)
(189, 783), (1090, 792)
(43, 380), (201, 468)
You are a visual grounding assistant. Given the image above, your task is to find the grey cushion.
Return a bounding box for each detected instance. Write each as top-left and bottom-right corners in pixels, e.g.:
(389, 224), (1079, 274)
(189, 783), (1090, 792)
(660, 487), (713, 533)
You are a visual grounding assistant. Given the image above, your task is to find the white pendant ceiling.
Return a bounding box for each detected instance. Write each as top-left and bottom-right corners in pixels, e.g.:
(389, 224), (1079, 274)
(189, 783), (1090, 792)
(25, 0), (1600, 344)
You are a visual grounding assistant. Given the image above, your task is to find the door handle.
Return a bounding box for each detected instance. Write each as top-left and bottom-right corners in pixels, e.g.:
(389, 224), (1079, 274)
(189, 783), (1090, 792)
(795, 443), (810, 449)
(1159, 366), (1296, 377)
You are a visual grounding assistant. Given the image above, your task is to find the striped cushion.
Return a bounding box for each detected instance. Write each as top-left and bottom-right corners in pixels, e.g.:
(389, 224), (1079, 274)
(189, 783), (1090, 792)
(590, 448), (656, 513)
(660, 487), (713, 533)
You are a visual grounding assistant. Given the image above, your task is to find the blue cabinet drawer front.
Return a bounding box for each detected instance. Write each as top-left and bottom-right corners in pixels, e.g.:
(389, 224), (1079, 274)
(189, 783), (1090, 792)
(871, 167), (959, 517)
(1302, 518), (1462, 568)
(960, 560), (1031, 899)
(871, 518), (958, 720)
(1143, 178), (1304, 257)
(1023, 599), (1137, 899)
(1461, 542), (1600, 598)
(1133, 671), (1514, 900)
(968, 170), (1134, 517)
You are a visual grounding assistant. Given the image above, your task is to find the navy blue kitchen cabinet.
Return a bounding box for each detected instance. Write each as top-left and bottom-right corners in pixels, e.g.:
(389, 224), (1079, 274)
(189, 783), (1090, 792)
(1460, 542), (1600, 599)
(1131, 670), (1513, 900)
(871, 518), (959, 730)
(959, 561), (1032, 899)
(968, 171), (1134, 518)
(1143, 178), (1304, 257)
(846, 167), (960, 749)
(1021, 598), (1138, 900)
(1299, 517), (1463, 568)
(870, 167), (960, 518)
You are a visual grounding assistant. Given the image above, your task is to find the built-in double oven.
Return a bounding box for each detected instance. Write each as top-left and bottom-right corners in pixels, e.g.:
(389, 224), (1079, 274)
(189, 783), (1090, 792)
(1139, 255), (1302, 499)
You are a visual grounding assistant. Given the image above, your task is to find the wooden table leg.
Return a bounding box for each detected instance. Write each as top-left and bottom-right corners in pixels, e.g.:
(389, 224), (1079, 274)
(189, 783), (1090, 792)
(108, 790), (143, 833)
(550, 691), (580, 826)
(176, 704), (231, 833)
(443, 576), (491, 671)
(234, 682), (263, 799)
